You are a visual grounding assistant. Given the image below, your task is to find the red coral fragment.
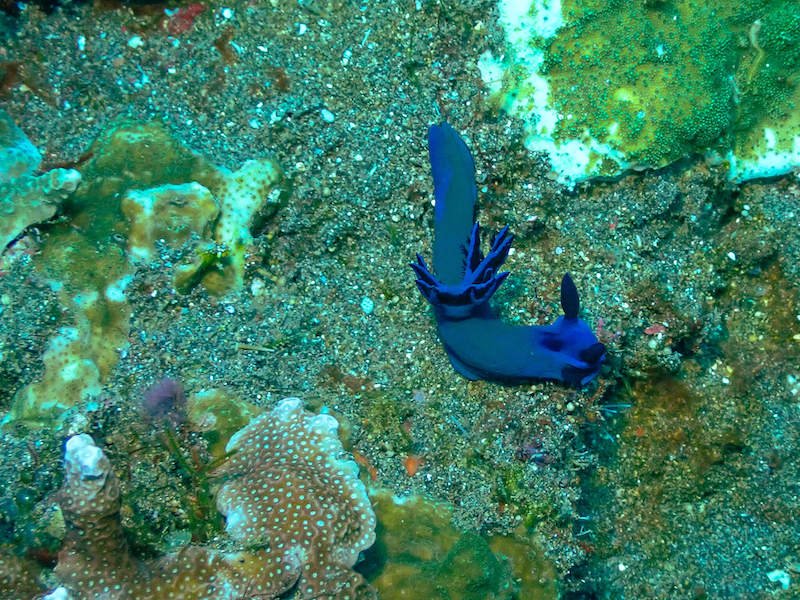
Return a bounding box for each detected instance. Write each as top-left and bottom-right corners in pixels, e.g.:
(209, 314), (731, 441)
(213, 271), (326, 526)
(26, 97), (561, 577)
(644, 323), (667, 335)
(166, 3), (205, 37)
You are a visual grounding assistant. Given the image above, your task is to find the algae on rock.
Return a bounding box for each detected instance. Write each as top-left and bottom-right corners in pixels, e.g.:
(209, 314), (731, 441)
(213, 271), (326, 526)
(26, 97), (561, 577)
(363, 490), (557, 599)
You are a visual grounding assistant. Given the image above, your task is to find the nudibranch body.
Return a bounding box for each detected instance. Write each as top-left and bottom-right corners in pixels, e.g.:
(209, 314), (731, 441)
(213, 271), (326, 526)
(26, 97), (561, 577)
(411, 123), (605, 386)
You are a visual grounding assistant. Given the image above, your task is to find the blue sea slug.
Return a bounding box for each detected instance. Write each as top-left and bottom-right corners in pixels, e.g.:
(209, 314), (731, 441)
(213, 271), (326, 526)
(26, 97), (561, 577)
(411, 123), (606, 386)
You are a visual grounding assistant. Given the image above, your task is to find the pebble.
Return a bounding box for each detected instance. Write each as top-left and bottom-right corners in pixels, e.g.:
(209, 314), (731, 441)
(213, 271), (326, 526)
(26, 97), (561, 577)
(766, 569), (790, 590)
(250, 278), (265, 297)
(360, 296), (374, 315)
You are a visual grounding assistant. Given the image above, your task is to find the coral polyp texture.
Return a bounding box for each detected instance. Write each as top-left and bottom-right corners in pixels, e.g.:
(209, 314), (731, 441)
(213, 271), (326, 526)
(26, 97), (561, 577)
(47, 399), (376, 599)
(121, 182), (219, 264)
(51, 434), (135, 597)
(0, 109), (81, 250)
(215, 397), (377, 599)
(481, 0), (800, 186)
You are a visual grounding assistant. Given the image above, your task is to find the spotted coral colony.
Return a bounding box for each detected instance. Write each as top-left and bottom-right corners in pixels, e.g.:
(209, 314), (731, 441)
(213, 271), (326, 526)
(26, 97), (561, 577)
(46, 399), (377, 599)
(215, 398), (377, 599)
(0, 109), (81, 250)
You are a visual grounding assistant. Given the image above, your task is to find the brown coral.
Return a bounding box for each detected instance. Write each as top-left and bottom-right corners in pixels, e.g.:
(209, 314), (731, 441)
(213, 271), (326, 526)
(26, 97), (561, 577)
(47, 398), (377, 599)
(215, 397), (377, 599)
(50, 433), (301, 599)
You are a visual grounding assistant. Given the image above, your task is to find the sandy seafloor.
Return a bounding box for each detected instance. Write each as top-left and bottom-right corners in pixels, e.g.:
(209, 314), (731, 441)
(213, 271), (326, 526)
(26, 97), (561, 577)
(1, 1), (799, 598)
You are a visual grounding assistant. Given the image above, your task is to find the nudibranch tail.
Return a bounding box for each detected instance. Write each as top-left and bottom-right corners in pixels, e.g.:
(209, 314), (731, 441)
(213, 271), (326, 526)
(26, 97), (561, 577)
(411, 122), (606, 386)
(428, 122), (478, 285)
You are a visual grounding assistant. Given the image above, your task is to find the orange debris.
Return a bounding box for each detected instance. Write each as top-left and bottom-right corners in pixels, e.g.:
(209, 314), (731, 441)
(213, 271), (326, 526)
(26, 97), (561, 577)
(403, 454), (424, 476)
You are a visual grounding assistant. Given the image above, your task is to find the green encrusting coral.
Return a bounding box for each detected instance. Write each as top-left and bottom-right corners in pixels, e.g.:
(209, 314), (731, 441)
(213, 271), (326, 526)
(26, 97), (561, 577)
(731, 2), (800, 180)
(544, 1), (735, 170)
(483, 0), (800, 185)
(363, 490), (557, 599)
(2, 118), (285, 427)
